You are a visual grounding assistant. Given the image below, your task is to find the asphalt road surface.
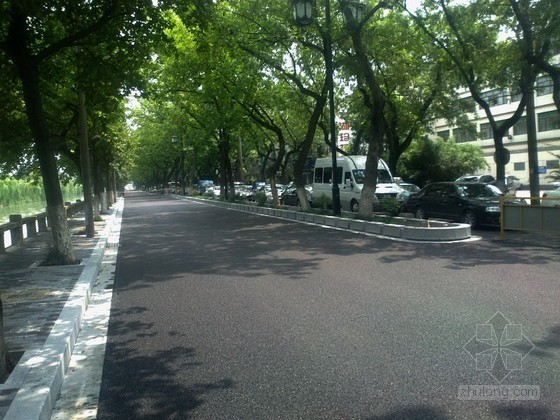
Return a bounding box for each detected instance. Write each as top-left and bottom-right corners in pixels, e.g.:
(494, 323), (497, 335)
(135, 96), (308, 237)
(97, 191), (560, 419)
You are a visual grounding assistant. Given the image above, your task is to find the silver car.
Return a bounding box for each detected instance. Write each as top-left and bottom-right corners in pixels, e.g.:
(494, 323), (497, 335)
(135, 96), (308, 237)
(542, 187), (560, 206)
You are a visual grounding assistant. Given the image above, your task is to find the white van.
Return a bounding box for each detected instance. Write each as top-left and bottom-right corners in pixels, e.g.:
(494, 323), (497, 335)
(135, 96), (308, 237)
(312, 155), (402, 212)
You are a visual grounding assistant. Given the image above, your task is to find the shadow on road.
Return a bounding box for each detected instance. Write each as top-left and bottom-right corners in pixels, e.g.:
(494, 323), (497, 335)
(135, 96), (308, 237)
(98, 304), (235, 419)
(117, 193), (558, 291)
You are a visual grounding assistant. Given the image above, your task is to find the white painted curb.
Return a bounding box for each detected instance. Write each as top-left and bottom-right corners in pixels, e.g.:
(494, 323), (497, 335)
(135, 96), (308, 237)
(3, 199), (123, 420)
(174, 196), (472, 243)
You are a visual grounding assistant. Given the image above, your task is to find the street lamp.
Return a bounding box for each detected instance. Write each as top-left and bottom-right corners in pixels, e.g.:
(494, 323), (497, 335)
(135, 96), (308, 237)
(341, 1), (365, 23)
(292, 0), (365, 217)
(172, 136), (187, 195)
(293, 0), (314, 26)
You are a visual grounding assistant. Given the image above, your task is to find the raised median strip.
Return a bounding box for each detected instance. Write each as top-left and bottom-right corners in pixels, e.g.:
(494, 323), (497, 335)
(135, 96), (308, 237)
(176, 196), (472, 242)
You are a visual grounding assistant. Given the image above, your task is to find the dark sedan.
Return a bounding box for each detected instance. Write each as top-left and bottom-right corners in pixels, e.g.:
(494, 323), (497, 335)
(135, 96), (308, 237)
(280, 186), (312, 207)
(402, 182), (525, 227)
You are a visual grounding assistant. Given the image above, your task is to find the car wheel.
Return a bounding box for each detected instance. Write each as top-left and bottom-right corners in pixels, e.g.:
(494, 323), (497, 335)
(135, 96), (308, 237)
(415, 206), (426, 220)
(351, 199), (359, 212)
(462, 210), (477, 227)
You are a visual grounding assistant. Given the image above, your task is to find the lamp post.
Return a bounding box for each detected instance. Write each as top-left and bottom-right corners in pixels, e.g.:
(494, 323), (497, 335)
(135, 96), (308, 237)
(172, 135), (187, 195)
(292, 0), (344, 216)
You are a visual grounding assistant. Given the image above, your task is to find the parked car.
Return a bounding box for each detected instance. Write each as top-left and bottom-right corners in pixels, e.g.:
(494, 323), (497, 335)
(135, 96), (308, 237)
(542, 187), (560, 206)
(280, 185), (313, 207)
(506, 175), (523, 190)
(402, 182), (526, 227)
(196, 179), (214, 194)
(235, 184), (253, 199)
(455, 174), (496, 184)
(248, 185), (274, 203)
(396, 182), (420, 203)
(251, 181), (267, 191)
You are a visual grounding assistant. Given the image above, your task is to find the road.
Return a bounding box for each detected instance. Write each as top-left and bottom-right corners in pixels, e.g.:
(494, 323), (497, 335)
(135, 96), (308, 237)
(96, 191), (560, 419)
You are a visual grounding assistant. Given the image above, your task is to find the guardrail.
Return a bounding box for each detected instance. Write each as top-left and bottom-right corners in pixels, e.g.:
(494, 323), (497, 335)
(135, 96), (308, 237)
(0, 200), (84, 253)
(500, 196), (560, 236)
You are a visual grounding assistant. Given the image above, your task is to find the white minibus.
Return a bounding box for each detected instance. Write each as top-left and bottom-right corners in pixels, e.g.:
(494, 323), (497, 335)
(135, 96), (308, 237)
(312, 155), (402, 212)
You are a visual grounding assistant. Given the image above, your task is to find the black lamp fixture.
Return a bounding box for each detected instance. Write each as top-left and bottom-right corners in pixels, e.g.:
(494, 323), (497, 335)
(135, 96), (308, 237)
(292, 0), (314, 26)
(343, 1), (365, 23)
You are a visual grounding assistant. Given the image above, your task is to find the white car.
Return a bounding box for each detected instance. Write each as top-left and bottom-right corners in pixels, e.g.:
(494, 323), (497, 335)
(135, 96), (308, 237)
(542, 187), (560, 206)
(455, 174), (496, 184)
(506, 175), (523, 190)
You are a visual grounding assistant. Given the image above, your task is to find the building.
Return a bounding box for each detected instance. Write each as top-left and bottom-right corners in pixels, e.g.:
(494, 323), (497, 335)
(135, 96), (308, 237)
(432, 74), (560, 187)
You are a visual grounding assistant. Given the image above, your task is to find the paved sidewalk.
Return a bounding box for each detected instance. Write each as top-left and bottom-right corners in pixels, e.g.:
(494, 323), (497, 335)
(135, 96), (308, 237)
(0, 200), (122, 419)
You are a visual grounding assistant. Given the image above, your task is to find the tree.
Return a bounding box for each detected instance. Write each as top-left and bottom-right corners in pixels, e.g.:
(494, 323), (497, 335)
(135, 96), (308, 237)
(404, 0), (528, 192)
(398, 137), (488, 186)
(0, 1), (167, 264)
(342, 1), (399, 218)
(515, 0), (560, 113)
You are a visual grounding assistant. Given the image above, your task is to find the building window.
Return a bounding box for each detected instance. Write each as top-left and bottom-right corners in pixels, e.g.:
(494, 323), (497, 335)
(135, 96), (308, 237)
(538, 111), (560, 132)
(546, 160), (560, 169)
(511, 88), (522, 102)
(513, 116), (527, 135)
(480, 89), (509, 108)
(514, 162), (525, 171)
(479, 123), (493, 139)
(437, 130), (450, 140)
(453, 127), (476, 143)
(537, 75), (554, 96)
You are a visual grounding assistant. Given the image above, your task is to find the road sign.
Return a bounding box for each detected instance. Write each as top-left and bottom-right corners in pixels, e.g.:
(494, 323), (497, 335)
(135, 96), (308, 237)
(493, 148), (510, 165)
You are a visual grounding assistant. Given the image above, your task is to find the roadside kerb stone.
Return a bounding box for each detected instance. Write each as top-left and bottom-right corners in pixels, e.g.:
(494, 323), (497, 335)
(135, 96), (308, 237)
(177, 197), (472, 242)
(364, 221), (383, 235)
(2, 200), (122, 420)
(304, 213), (315, 223)
(401, 224), (470, 241)
(285, 211), (297, 220)
(381, 224), (403, 239)
(349, 220), (365, 232)
(312, 215), (325, 225)
(335, 218), (350, 230)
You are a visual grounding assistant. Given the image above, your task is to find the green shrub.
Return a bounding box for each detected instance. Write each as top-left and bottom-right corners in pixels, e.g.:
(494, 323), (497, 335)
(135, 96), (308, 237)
(255, 192), (268, 206)
(379, 196), (401, 216)
(312, 194), (332, 210)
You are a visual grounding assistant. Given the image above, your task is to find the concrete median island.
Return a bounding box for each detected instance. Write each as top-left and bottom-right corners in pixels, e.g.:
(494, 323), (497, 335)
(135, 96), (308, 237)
(176, 196), (472, 242)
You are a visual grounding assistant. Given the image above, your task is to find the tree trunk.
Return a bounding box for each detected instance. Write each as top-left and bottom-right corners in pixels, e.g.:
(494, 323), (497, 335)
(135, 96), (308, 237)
(6, 9), (75, 265)
(347, 22), (385, 219)
(78, 89), (95, 237)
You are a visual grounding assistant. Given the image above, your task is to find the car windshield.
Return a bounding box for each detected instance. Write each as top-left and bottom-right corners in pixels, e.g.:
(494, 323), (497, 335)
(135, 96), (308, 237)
(352, 169), (393, 184)
(401, 184), (420, 192)
(457, 183), (499, 198)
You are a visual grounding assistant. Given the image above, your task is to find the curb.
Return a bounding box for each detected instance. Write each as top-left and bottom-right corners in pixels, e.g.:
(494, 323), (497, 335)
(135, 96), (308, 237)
(2, 199), (123, 420)
(174, 196), (472, 243)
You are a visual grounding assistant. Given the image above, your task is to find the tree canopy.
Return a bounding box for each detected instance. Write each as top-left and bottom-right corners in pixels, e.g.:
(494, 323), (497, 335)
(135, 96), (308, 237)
(1, 0), (558, 217)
